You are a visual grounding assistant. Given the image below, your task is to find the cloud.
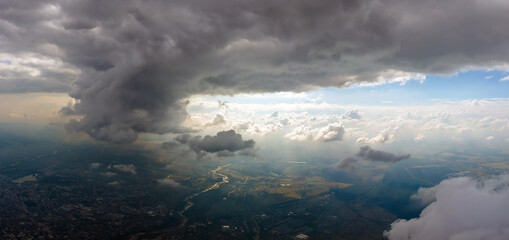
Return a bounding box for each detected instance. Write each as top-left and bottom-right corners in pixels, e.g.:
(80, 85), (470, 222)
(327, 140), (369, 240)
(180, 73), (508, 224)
(341, 110), (362, 120)
(337, 157), (358, 172)
(216, 150), (236, 157)
(338, 146), (410, 171)
(0, 53), (78, 93)
(89, 162), (101, 169)
(157, 178), (182, 188)
(500, 75), (509, 82)
(414, 134), (425, 141)
(176, 129), (255, 156)
(58, 101), (77, 116)
(161, 141), (180, 150)
(384, 174), (509, 240)
(357, 146), (410, 163)
(107, 181), (120, 186)
(3, 0), (509, 142)
(234, 121), (283, 136)
(356, 128), (397, 144)
(112, 164), (137, 175)
(285, 123), (345, 142)
(203, 114), (226, 127)
(101, 171), (117, 177)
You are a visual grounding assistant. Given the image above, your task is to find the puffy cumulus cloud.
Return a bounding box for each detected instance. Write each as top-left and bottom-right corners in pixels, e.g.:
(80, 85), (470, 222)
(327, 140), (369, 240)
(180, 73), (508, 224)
(356, 127), (397, 144)
(357, 146), (410, 162)
(188, 96), (509, 149)
(233, 120), (284, 136)
(176, 130), (255, 157)
(384, 174), (509, 240)
(285, 123), (345, 142)
(111, 164), (136, 175)
(341, 110), (362, 120)
(3, 0), (509, 142)
(203, 114), (226, 127)
(477, 117), (509, 131)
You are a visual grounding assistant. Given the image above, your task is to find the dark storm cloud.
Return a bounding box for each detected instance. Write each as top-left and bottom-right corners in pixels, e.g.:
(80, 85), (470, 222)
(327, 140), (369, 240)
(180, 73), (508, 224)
(171, 130), (255, 157)
(187, 130), (255, 154)
(216, 150), (236, 158)
(0, 78), (72, 94)
(160, 141), (179, 150)
(2, 0), (509, 142)
(357, 146), (410, 163)
(58, 101), (77, 115)
(176, 134), (192, 144)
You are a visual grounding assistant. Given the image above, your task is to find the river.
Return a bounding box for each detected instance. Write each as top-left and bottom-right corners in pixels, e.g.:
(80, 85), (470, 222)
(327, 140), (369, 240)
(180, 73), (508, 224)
(176, 164), (231, 227)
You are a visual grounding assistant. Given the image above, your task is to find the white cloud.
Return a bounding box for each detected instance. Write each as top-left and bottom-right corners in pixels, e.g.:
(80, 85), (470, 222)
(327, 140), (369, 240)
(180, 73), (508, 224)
(487, 136), (495, 141)
(285, 123), (345, 142)
(203, 114), (226, 127)
(187, 96), (509, 150)
(90, 162), (101, 169)
(157, 178), (182, 188)
(234, 121), (282, 136)
(385, 174), (509, 240)
(305, 93), (324, 104)
(112, 164), (137, 175)
(355, 69), (426, 87)
(499, 75), (509, 82)
(341, 110), (363, 120)
(414, 134), (425, 141)
(356, 128), (397, 144)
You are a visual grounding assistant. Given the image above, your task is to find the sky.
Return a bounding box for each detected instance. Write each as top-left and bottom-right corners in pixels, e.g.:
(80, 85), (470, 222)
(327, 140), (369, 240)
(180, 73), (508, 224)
(2, 0), (509, 239)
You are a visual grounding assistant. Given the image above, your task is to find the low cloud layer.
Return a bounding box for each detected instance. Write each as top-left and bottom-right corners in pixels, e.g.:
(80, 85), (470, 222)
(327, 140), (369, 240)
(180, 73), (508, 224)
(336, 157), (358, 172)
(157, 178), (182, 188)
(3, 0), (509, 142)
(111, 164), (137, 175)
(385, 174), (509, 240)
(338, 146), (410, 171)
(165, 129), (255, 157)
(357, 146), (410, 163)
